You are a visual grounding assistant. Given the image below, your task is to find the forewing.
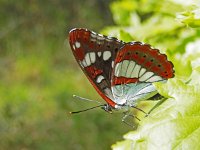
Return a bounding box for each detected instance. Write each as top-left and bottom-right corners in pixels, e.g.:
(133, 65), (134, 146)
(69, 28), (124, 107)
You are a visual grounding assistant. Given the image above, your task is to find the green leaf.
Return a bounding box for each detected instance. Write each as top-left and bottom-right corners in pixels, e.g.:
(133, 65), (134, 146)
(110, 0), (137, 25)
(169, 54), (192, 78)
(119, 30), (133, 42)
(112, 75), (200, 150)
(177, 8), (200, 28)
(106, 1), (200, 149)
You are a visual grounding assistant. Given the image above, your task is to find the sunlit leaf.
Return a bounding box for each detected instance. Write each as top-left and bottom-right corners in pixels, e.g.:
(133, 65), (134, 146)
(177, 8), (200, 28)
(113, 76), (200, 150)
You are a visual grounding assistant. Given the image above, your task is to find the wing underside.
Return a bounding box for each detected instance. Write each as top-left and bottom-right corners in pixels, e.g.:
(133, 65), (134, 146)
(69, 29), (175, 107)
(111, 42), (174, 105)
(69, 28), (124, 107)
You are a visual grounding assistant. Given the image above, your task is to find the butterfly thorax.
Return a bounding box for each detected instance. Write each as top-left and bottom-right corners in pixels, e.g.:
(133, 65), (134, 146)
(101, 103), (129, 113)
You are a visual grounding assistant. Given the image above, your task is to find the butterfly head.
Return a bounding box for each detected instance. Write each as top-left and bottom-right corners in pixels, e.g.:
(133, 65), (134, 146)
(100, 103), (128, 114)
(101, 104), (113, 113)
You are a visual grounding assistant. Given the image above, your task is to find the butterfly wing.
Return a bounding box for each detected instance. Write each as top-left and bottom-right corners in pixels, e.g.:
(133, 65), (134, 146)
(69, 28), (125, 107)
(111, 42), (174, 105)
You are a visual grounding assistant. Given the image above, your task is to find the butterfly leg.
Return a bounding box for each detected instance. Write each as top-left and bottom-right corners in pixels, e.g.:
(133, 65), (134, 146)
(145, 98), (167, 117)
(122, 111), (140, 128)
(131, 105), (148, 115)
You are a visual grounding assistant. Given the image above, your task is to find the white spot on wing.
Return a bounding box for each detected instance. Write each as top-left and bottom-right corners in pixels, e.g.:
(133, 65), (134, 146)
(126, 61), (136, 77)
(120, 60), (129, 76)
(139, 68), (147, 77)
(85, 53), (91, 66)
(112, 61), (114, 68)
(97, 34), (104, 40)
(139, 72), (154, 82)
(90, 52), (96, 63)
(82, 60), (87, 67)
(96, 75), (105, 83)
(131, 64), (141, 78)
(114, 62), (122, 77)
(103, 51), (111, 61)
(75, 41), (81, 48)
(97, 52), (102, 57)
(106, 38), (112, 42)
(72, 45), (76, 50)
(146, 75), (163, 82)
(91, 32), (97, 42)
(79, 61), (84, 68)
(91, 32), (97, 38)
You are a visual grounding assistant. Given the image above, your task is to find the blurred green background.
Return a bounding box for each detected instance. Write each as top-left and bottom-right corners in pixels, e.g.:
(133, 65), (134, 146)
(0, 0), (129, 150)
(1, 0), (200, 150)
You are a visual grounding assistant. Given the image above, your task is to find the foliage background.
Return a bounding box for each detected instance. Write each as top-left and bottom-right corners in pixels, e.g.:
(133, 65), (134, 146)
(1, 0), (200, 150)
(0, 0), (130, 150)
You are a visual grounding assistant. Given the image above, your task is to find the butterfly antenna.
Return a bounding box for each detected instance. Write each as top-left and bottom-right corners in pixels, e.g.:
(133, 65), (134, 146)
(69, 104), (105, 114)
(73, 95), (103, 104)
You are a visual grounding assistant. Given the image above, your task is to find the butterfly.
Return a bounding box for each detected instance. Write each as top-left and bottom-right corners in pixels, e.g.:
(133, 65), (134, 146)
(69, 28), (174, 119)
